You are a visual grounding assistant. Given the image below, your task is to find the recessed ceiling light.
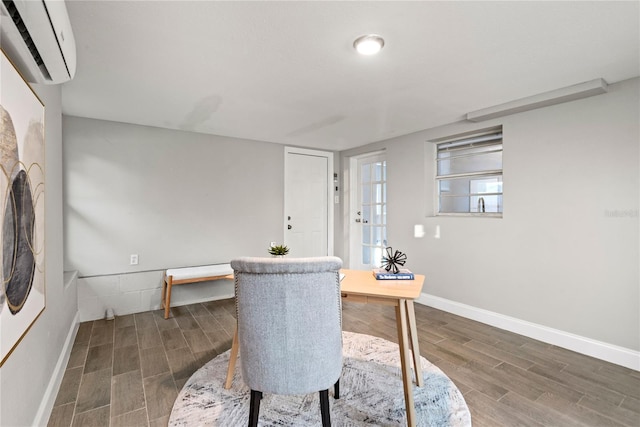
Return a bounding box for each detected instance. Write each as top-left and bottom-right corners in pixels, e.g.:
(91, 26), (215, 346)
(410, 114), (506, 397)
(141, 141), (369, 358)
(353, 34), (385, 55)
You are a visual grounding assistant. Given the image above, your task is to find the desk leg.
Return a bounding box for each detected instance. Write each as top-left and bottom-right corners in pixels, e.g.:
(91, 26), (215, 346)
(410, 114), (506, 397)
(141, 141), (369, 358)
(224, 327), (239, 389)
(396, 299), (416, 427)
(406, 300), (423, 387)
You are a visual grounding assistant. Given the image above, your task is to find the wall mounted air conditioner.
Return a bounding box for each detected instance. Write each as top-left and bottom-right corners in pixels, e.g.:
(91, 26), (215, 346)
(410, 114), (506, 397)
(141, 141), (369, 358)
(0, 0), (76, 84)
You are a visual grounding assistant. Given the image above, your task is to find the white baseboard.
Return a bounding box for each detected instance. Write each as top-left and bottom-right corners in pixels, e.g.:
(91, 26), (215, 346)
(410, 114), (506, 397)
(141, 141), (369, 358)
(33, 311), (80, 426)
(416, 293), (640, 371)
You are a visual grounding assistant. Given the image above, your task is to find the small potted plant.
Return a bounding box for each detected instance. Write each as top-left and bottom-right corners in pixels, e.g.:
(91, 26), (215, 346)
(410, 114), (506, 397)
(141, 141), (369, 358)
(268, 244), (290, 257)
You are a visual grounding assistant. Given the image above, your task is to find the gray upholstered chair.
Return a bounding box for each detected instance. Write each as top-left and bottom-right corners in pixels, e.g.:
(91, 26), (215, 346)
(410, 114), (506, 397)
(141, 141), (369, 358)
(230, 256), (343, 427)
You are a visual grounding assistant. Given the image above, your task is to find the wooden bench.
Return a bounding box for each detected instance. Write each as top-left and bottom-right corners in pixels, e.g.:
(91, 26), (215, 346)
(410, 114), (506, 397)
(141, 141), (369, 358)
(162, 264), (234, 319)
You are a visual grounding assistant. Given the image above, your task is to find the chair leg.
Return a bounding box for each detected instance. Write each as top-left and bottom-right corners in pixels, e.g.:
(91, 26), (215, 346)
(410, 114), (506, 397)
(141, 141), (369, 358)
(248, 390), (262, 427)
(319, 389), (331, 427)
(334, 379), (340, 399)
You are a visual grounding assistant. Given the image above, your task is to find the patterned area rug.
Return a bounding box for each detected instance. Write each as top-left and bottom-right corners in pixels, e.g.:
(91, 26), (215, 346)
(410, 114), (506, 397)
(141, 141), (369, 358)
(169, 331), (471, 426)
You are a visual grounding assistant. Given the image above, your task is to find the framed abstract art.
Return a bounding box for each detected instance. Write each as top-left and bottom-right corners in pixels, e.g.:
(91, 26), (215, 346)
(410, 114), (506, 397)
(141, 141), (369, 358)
(0, 49), (46, 366)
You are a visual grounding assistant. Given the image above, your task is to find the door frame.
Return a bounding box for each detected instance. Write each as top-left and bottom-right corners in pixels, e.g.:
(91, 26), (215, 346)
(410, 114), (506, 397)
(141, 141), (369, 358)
(284, 146), (335, 256)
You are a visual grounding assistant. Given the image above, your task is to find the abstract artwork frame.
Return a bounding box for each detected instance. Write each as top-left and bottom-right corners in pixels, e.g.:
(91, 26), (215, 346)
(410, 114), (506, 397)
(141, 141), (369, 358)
(0, 50), (46, 366)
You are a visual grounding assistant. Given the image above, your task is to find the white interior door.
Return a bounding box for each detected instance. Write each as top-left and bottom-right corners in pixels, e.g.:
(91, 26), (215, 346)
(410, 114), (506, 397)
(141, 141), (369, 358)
(284, 147), (334, 257)
(349, 152), (387, 270)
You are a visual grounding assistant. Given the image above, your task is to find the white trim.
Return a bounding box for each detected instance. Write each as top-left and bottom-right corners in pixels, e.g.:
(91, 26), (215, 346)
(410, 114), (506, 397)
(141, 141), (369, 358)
(348, 156), (358, 268)
(33, 311), (80, 426)
(284, 146), (335, 256)
(416, 293), (640, 371)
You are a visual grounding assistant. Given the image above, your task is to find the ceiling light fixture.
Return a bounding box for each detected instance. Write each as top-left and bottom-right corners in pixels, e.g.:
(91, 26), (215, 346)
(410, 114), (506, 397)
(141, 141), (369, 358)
(353, 34), (385, 55)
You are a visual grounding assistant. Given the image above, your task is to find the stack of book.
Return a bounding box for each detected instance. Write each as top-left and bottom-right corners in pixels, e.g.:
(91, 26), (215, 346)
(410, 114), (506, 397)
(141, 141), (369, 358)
(372, 268), (414, 280)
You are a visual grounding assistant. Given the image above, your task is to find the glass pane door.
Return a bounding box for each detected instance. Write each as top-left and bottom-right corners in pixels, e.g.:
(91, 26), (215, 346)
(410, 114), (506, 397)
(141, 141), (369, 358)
(352, 153), (387, 270)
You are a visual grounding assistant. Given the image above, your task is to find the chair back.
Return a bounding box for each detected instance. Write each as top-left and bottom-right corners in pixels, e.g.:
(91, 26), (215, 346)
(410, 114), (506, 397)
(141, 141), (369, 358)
(231, 256), (343, 395)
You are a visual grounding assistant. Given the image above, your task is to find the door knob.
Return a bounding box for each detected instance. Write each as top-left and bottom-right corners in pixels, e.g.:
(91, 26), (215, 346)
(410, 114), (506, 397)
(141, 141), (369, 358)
(288, 225), (292, 230)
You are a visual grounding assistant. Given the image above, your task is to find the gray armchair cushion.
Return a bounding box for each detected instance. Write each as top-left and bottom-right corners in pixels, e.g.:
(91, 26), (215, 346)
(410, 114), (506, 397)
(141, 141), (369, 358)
(231, 256), (343, 395)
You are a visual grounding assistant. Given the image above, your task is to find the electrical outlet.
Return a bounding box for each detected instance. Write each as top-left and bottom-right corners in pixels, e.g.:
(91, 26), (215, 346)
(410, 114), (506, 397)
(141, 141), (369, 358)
(130, 254), (139, 265)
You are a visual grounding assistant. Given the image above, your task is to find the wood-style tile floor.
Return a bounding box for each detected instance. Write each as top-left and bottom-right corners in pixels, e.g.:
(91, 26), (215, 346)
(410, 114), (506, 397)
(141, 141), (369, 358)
(48, 298), (640, 426)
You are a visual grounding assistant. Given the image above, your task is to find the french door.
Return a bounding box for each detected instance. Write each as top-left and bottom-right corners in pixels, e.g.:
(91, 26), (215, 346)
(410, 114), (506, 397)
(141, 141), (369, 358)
(349, 152), (387, 270)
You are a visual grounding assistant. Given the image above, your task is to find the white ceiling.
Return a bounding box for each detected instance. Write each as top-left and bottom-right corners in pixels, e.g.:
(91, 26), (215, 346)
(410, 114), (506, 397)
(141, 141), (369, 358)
(61, 1), (640, 151)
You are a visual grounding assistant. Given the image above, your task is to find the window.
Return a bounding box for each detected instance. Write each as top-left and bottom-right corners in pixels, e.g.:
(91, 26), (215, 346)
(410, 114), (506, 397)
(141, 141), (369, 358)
(435, 128), (503, 216)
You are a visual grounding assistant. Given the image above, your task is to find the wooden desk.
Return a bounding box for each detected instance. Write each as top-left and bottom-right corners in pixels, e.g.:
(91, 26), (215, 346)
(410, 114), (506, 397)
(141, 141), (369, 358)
(339, 269), (425, 427)
(224, 268), (425, 427)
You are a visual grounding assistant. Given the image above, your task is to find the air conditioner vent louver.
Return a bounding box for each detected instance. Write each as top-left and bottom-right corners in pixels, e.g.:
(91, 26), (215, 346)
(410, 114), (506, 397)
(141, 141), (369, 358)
(3, 0), (46, 70)
(1, 0), (75, 84)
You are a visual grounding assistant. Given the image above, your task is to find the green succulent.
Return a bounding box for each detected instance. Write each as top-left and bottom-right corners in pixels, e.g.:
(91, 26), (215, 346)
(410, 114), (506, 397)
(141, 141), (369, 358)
(268, 244), (290, 256)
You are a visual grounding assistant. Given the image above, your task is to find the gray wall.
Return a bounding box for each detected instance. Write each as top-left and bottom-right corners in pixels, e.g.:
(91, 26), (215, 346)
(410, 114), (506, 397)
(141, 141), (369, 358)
(0, 83), (77, 426)
(64, 117), (285, 276)
(63, 120), (347, 320)
(342, 77), (639, 352)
